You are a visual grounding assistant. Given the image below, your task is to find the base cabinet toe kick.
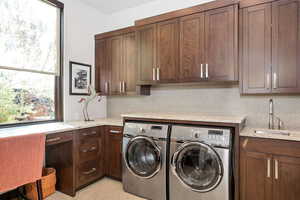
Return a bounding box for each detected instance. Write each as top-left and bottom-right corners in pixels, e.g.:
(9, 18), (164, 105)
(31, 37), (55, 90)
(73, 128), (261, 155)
(45, 125), (123, 196)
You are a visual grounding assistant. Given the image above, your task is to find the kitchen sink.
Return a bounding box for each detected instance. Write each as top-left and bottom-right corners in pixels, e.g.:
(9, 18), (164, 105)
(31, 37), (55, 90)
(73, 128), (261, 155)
(254, 129), (291, 136)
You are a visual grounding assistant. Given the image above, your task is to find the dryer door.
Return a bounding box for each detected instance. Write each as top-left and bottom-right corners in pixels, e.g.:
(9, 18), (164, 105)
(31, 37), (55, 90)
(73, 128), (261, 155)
(171, 141), (223, 193)
(125, 136), (161, 179)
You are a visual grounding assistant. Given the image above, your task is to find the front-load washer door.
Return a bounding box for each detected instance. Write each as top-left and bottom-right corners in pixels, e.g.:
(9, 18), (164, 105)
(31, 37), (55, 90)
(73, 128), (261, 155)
(125, 136), (161, 179)
(171, 141), (223, 193)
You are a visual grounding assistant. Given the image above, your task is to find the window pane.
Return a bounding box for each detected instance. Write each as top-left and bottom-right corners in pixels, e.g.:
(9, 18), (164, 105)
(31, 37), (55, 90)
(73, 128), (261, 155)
(0, 0), (59, 74)
(0, 69), (55, 125)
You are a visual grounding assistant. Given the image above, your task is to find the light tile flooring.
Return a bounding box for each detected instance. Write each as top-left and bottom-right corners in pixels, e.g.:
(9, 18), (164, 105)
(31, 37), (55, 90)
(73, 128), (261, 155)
(46, 178), (145, 200)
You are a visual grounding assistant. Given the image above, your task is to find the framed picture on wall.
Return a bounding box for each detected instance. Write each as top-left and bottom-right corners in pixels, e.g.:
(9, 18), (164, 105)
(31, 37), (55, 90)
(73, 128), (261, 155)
(69, 61), (91, 95)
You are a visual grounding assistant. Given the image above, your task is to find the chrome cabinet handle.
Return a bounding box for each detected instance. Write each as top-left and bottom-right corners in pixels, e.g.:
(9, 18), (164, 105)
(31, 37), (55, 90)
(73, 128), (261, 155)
(46, 137), (61, 143)
(157, 68), (160, 81)
(267, 158), (271, 178)
(122, 81), (126, 93)
(273, 73), (277, 89)
(119, 82), (122, 93)
(110, 130), (121, 134)
(105, 82), (109, 94)
(82, 131), (97, 136)
(83, 168), (96, 175)
(200, 64), (203, 78)
(267, 73), (270, 89)
(275, 159), (279, 180)
(81, 146), (97, 153)
(205, 64), (208, 79)
(153, 68), (156, 81)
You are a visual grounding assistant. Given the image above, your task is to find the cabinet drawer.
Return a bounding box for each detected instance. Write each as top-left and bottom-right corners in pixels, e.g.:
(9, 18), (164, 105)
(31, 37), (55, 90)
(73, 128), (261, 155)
(78, 138), (102, 163)
(46, 132), (73, 146)
(78, 127), (100, 139)
(107, 126), (123, 136)
(77, 159), (102, 188)
(241, 137), (300, 158)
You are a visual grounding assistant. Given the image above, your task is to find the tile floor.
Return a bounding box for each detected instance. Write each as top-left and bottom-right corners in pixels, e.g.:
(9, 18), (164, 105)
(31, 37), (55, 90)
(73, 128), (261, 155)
(46, 178), (145, 200)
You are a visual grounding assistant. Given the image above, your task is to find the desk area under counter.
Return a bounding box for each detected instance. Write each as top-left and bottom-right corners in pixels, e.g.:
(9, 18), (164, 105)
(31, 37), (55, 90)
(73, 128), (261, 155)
(0, 118), (123, 197)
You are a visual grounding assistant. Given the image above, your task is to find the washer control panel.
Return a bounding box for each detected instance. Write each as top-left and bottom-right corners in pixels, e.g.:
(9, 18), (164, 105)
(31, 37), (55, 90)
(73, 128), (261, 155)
(171, 126), (231, 148)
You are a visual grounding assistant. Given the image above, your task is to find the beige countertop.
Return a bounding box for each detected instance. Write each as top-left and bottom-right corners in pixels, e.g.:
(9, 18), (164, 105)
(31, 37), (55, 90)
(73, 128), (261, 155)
(0, 118), (123, 138)
(122, 112), (247, 124)
(240, 127), (300, 142)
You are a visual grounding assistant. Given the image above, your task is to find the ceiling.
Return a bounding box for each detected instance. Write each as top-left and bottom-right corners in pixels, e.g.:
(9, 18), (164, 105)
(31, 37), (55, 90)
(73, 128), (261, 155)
(80, 0), (156, 14)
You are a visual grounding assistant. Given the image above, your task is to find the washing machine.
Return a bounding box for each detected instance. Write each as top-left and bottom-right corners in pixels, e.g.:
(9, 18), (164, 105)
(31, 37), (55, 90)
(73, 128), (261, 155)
(122, 122), (169, 200)
(169, 125), (233, 200)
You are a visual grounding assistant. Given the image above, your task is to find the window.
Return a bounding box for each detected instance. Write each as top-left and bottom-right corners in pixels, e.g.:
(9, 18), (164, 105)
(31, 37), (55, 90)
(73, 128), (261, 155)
(0, 0), (63, 126)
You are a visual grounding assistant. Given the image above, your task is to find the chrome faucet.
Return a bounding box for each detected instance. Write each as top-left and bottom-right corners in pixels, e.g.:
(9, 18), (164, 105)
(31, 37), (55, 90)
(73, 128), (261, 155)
(269, 99), (274, 129)
(269, 99), (284, 130)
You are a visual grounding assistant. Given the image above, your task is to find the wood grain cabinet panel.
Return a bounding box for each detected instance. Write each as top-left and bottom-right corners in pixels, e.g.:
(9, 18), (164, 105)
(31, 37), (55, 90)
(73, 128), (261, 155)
(240, 151), (272, 200)
(107, 36), (124, 95)
(204, 5), (238, 81)
(241, 0), (300, 94)
(179, 13), (205, 81)
(95, 39), (110, 95)
(123, 32), (137, 94)
(240, 3), (272, 93)
(273, 155), (300, 200)
(156, 19), (179, 83)
(137, 24), (157, 83)
(240, 137), (300, 200)
(272, 0), (300, 93)
(105, 126), (123, 180)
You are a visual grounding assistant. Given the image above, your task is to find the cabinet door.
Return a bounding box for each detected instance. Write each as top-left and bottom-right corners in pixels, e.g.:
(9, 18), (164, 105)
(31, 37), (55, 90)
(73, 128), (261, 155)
(272, 0), (300, 93)
(106, 126), (123, 180)
(156, 19), (179, 83)
(95, 39), (110, 95)
(240, 4), (272, 94)
(123, 32), (137, 94)
(107, 36), (123, 95)
(273, 155), (300, 200)
(137, 24), (157, 83)
(179, 13), (205, 81)
(204, 5), (238, 81)
(240, 150), (273, 200)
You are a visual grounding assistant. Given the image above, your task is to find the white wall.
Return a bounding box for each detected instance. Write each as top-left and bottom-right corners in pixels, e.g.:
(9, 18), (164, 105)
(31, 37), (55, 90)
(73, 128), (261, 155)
(104, 0), (213, 29)
(61, 0), (111, 121)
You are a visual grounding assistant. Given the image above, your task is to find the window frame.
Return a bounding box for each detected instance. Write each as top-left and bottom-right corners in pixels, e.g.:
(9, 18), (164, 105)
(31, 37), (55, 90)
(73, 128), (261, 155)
(0, 0), (64, 128)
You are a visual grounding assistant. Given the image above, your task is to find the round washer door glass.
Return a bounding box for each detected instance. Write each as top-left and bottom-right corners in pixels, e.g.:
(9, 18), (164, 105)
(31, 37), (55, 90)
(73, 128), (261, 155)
(172, 142), (223, 192)
(126, 136), (161, 178)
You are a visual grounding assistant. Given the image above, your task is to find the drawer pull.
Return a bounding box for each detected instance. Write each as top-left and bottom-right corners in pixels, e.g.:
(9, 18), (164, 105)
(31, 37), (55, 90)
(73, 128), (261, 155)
(81, 146), (97, 153)
(275, 159), (279, 180)
(110, 130), (121, 134)
(83, 168), (96, 175)
(46, 137), (61, 143)
(82, 131), (97, 136)
(267, 158), (271, 178)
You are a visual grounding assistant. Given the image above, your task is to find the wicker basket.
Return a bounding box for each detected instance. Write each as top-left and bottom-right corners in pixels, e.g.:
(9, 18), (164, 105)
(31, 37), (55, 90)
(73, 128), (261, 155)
(25, 168), (56, 200)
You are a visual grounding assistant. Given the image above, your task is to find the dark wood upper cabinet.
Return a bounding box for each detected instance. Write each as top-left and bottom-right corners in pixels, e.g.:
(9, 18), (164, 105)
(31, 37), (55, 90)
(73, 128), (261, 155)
(241, 0), (300, 94)
(204, 5), (238, 81)
(272, 0), (300, 93)
(107, 35), (124, 95)
(179, 13), (205, 81)
(137, 24), (157, 83)
(123, 32), (137, 94)
(95, 39), (110, 95)
(156, 19), (179, 83)
(240, 3), (272, 94)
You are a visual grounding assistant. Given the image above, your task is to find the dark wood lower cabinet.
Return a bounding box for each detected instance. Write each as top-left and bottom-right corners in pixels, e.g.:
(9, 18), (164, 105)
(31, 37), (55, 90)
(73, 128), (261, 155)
(45, 125), (123, 196)
(105, 126), (123, 180)
(240, 137), (300, 200)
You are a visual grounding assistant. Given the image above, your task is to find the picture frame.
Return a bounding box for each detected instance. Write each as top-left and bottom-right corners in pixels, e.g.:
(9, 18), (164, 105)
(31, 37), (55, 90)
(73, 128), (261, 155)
(69, 61), (92, 95)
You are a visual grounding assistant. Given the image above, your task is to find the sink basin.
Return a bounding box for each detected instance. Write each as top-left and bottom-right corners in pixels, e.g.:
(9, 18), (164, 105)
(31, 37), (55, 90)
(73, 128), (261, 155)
(254, 129), (291, 136)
